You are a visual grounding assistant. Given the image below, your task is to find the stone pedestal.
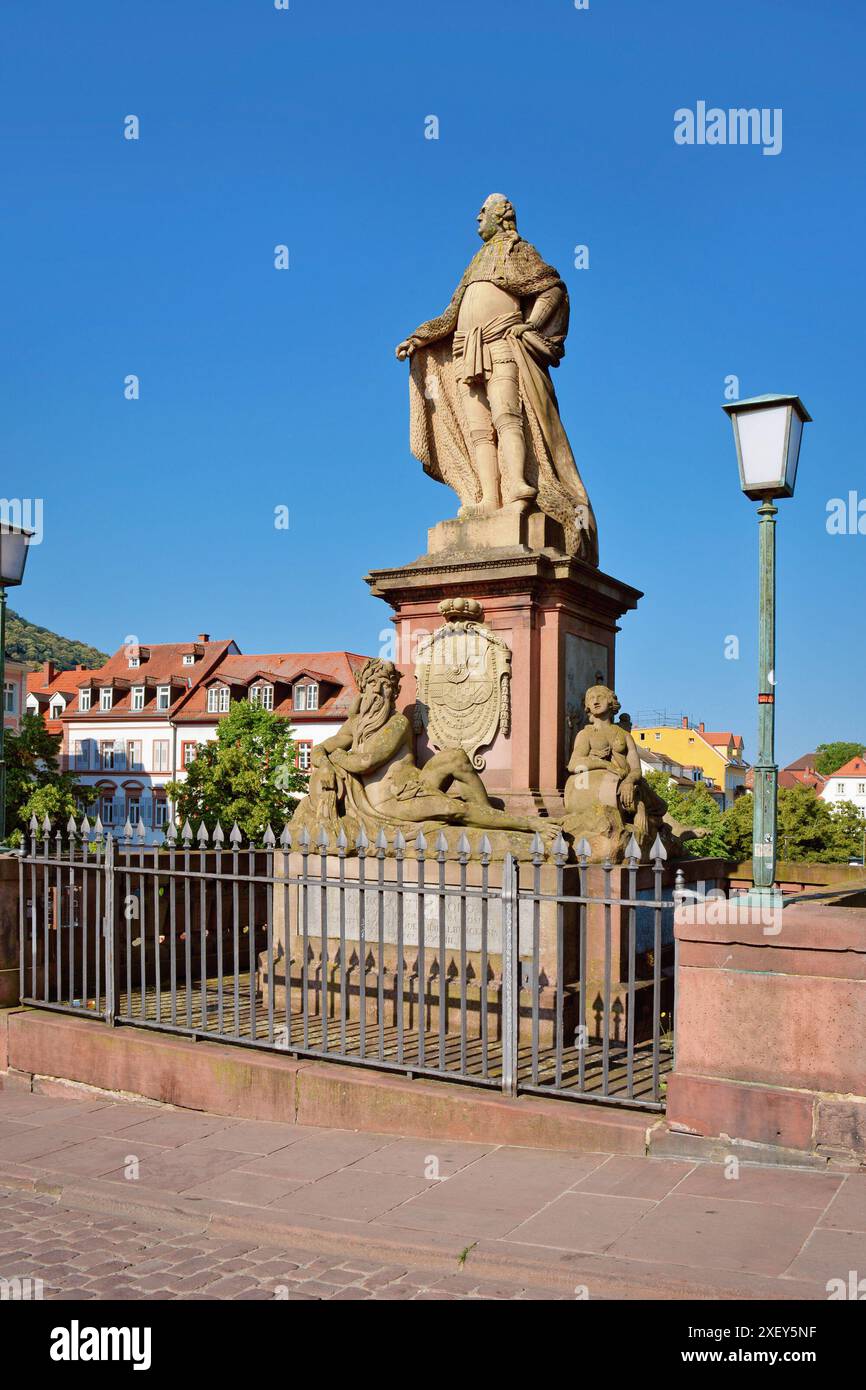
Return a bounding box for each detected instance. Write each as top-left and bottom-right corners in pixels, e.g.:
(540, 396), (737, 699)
(366, 523), (642, 815)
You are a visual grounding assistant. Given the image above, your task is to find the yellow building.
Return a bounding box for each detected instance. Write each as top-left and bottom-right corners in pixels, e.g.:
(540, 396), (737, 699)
(631, 718), (748, 809)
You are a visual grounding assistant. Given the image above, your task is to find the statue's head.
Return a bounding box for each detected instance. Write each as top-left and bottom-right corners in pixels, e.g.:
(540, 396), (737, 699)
(584, 684), (620, 720)
(357, 658), (401, 704)
(353, 659), (401, 746)
(477, 193), (517, 243)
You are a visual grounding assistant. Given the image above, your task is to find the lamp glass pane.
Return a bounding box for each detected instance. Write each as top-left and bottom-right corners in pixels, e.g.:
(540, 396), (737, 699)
(0, 529), (30, 586)
(735, 405), (788, 491)
(784, 411), (803, 492)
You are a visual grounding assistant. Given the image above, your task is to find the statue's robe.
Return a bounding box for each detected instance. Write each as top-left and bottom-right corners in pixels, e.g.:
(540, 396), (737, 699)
(408, 232), (599, 565)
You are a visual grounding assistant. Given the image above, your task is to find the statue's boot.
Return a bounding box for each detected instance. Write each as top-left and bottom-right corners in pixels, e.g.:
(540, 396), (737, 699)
(497, 423), (535, 506)
(459, 436), (501, 517)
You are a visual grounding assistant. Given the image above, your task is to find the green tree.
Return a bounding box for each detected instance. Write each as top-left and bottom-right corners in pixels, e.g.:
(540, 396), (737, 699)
(722, 785), (865, 865)
(166, 700), (307, 840)
(4, 711), (88, 845)
(644, 770), (728, 857)
(823, 799), (866, 864)
(814, 741), (865, 777)
(642, 774), (865, 866)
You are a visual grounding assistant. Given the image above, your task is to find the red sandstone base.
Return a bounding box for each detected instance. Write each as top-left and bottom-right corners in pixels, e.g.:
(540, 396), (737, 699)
(366, 548), (641, 815)
(669, 900), (866, 1164)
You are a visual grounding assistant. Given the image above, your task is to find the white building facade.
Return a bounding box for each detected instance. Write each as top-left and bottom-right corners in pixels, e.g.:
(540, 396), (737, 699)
(58, 638), (368, 840)
(820, 755), (866, 818)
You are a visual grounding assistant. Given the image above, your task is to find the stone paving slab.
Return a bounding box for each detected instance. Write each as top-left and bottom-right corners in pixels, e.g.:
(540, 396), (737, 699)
(0, 1086), (863, 1300)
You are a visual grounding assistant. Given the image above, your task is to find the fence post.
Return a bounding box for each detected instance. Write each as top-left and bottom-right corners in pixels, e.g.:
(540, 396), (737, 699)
(104, 834), (116, 1026)
(17, 845), (25, 1007)
(500, 852), (519, 1097)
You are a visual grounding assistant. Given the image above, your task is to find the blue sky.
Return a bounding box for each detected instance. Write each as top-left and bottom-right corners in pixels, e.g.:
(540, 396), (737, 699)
(2, 0), (863, 765)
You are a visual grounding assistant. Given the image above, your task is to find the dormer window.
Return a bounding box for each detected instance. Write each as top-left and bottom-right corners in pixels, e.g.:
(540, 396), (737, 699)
(250, 684), (274, 710)
(156, 686), (171, 712)
(183, 654), (195, 666)
(50, 700), (63, 720)
(294, 682), (319, 711)
(100, 687), (113, 712)
(79, 689), (91, 712)
(207, 686), (230, 714)
(128, 656), (140, 668)
(131, 686), (145, 712)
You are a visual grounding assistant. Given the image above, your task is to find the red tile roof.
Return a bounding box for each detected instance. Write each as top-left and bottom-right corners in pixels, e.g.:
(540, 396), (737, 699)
(784, 752), (818, 772)
(701, 731), (743, 748)
(172, 652), (368, 723)
(828, 756), (866, 779)
(60, 640), (237, 719)
(27, 668), (90, 700)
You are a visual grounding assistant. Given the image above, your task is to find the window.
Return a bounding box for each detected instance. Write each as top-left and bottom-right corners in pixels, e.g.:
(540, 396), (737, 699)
(250, 684), (274, 710)
(859, 784), (866, 796)
(128, 656), (140, 668)
(294, 683), (307, 711)
(79, 689), (91, 712)
(154, 800), (168, 828)
(127, 740), (142, 771)
(3, 682), (16, 714)
(183, 654), (195, 666)
(181, 741), (199, 768)
(128, 799), (141, 827)
(153, 740), (169, 773)
(100, 796), (114, 825)
(296, 740), (313, 771)
(654, 732), (660, 741)
(307, 683), (318, 710)
(131, 686), (145, 712)
(100, 687), (113, 711)
(74, 740), (87, 770)
(207, 686), (229, 713)
(100, 742), (115, 770)
(50, 700), (63, 719)
(156, 686), (171, 711)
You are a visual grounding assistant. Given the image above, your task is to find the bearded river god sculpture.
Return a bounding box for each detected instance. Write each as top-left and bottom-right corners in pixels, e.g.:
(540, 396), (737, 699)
(291, 658), (559, 856)
(395, 194), (598, 564)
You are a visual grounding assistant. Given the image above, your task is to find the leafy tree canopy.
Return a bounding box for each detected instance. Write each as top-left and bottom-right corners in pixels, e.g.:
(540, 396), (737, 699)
(5, 609), (108, 670)
(814, 741), (866, 777)
(166, 700), (308, 841)
(647, 768), (865, 864)
(4, 712), (88, 846)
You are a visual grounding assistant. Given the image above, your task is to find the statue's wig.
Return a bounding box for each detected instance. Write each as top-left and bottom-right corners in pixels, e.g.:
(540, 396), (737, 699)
(484, 193), (517, 234)
(584, 684), (620, 717)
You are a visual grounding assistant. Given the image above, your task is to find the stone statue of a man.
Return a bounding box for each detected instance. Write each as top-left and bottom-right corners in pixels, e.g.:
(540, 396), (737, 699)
(396, 194), (598, 564)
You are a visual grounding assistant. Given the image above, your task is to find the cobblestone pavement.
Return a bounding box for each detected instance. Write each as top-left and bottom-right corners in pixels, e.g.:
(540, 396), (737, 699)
(1, 1087), (863, 1300)
(0, 1186), (553, 1300)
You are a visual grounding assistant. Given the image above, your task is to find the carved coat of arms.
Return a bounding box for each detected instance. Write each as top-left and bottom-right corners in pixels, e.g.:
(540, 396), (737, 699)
(414, 598), (511, 770)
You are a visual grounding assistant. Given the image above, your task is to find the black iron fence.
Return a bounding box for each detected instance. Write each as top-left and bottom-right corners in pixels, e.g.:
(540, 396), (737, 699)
(18, 815), (689, 1110)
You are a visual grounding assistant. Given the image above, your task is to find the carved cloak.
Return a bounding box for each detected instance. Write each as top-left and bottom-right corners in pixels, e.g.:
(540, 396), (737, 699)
(406, 233), (599, 566)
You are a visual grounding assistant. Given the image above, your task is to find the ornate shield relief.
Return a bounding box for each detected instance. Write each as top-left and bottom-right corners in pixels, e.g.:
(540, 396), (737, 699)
(414, 598), (511, 770)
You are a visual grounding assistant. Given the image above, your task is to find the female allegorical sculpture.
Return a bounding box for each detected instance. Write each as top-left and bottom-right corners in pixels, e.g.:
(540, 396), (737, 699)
(395, 194), (598, 564)
(563, 685), (704, 862)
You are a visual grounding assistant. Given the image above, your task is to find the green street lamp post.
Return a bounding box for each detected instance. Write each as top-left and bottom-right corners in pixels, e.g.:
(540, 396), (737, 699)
(0, 523), (34, 844)
(722, 394), (811, 908)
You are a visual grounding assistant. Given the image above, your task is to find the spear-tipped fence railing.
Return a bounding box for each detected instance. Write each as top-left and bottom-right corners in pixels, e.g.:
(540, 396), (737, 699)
(18, 815), (686, 1109)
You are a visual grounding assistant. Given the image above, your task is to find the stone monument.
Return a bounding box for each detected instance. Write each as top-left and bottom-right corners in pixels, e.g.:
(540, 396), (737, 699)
(369, 193), (641, 815)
